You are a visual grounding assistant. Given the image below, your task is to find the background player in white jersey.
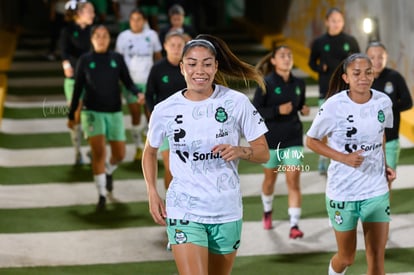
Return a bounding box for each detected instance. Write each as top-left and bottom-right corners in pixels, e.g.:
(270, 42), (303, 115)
(142, 34), (269, 275)
(306, 53), (396, 275)
(115, 8), (162, 161)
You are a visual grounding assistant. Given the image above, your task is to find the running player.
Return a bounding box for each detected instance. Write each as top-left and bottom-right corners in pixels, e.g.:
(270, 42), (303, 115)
(67, 25), (144, 211)
(142, 34), (269, 275)
(253, 45), (310, 238)
(59, 0), (95, 165)
(306, 53), (395, 275)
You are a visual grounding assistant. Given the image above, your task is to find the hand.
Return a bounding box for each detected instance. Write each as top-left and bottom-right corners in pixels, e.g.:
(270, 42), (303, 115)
(300, 104), (310, 116)
(62, 61), (73, 78)
(322, 64), (328, 72)
(386, 166), (396, 183)
(342, 149), (365, 167)
(137, 93), (145, 105)
(148, 191), (167, 226)
(67, 119), (76, 129)
(63, 67), (74, 78)
(212, 144), (241, 162)
(279, 102), (293, 115)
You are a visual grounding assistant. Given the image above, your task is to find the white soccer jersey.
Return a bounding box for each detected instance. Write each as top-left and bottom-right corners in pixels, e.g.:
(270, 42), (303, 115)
(115, 29), (162, 83)
(307, 89), (393, 201)
(148, 85), (268, 224)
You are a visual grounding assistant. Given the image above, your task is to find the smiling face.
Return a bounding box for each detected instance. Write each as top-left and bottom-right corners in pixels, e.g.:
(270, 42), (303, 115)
(180, 45), (218, 99)
(366, 45), (387, 78)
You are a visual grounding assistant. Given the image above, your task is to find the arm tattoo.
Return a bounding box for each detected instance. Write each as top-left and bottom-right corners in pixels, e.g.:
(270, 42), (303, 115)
(242, 147), (253, 160)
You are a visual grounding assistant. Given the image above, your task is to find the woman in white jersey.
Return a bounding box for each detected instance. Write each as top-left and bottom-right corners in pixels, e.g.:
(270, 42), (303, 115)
(142, 34), (270, 275)
(115, 8), (162, 161)
(306, 53), (396, 275)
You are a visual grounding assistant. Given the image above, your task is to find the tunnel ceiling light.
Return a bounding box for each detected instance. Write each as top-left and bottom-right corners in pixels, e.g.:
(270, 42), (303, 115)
(363, 18), (373, 34)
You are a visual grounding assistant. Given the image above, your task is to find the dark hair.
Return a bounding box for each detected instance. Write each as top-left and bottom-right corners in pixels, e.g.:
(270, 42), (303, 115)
(90, 24), (109, 36)
(181, 34), (265, 91)
(326, 53), (372, 99)
(129, 8), (147, 20)
(365, 41), (387, 52)
(256, 45), (290, 76)
(325, 7), (343, 19)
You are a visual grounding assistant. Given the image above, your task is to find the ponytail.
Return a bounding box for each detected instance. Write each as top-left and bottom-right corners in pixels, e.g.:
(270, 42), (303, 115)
(189, 34), (266, 91)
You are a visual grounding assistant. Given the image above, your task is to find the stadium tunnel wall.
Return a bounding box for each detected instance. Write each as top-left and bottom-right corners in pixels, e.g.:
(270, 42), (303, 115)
(240, 0), (414, 142)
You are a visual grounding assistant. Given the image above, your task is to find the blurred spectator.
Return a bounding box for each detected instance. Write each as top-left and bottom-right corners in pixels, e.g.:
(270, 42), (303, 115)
(158, 3), (196, 54)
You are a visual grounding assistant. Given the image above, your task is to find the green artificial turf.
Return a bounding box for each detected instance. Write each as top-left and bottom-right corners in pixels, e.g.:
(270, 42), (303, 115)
(0, 188), (413, 234)
(305, 96), (319, 107)
(2, 105), (131, 120)
(1, 146), (413, 185)
(0, 153), (321, 185)
(3, 106), (69, 119)
(0, 132), (88, 149)
(0, 200), (154, 233)
(0, 161), (148, 185)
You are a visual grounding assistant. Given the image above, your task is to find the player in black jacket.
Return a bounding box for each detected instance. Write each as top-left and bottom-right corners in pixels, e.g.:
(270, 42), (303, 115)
(68, 25), (144, 211)
(145, 31), (187, 189)
(308, 7), (360, 175)
(253, 46), (310, 239)
(60, 0), (95, 165)
(366, 41), (413, 189)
